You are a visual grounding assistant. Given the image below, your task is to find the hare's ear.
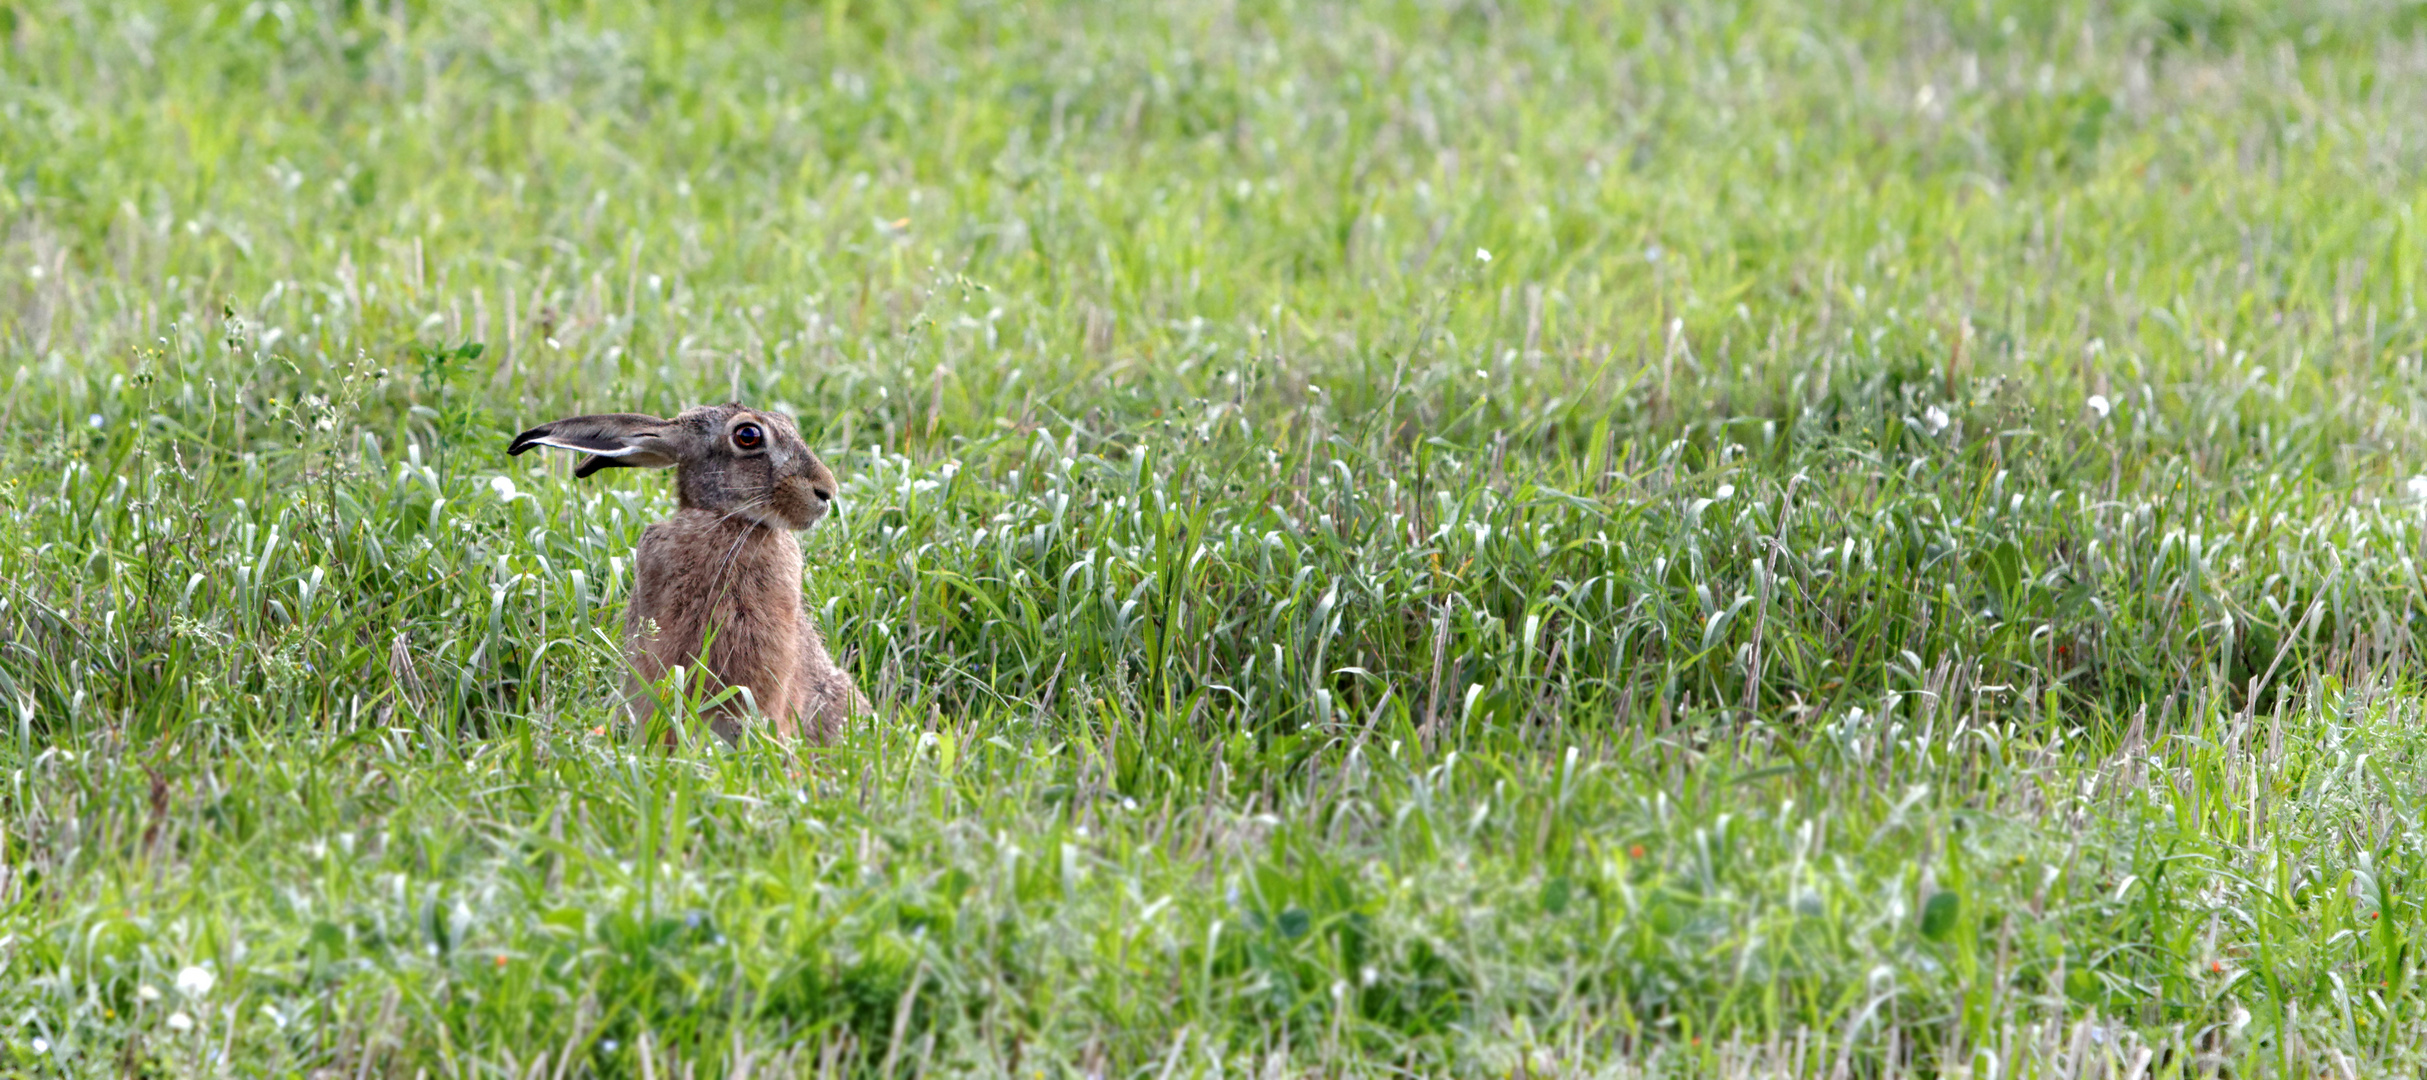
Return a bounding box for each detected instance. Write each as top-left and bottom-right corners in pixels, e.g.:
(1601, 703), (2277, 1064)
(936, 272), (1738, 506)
(507, 413), (682, 478)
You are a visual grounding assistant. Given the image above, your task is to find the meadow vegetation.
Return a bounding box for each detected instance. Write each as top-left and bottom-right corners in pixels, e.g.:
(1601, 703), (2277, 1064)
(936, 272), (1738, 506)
(8, 0), (2427, 1074)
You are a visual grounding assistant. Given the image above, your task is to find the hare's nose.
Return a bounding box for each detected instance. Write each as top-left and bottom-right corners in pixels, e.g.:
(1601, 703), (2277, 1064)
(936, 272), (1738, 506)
(812, 486), (835, 504)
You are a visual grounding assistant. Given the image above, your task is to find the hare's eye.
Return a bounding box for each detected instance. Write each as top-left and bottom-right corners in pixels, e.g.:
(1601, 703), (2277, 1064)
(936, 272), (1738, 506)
(732, 424), (765, 450)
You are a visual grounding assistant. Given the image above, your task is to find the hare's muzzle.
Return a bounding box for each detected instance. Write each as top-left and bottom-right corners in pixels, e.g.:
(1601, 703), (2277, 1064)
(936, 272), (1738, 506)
(770, 473), (833, 530)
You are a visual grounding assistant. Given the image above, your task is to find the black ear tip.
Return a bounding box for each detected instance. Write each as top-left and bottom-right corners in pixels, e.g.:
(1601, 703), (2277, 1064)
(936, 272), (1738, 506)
(506, 424), (551, 456)
(573, 455), (616, 479)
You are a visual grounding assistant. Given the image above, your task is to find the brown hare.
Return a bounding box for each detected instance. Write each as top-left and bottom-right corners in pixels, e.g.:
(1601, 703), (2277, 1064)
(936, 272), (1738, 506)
(508, 404), (863, 743)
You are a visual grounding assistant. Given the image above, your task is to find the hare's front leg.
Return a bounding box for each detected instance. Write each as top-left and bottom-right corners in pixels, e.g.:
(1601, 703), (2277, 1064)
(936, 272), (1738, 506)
(619, 520), (710, 741)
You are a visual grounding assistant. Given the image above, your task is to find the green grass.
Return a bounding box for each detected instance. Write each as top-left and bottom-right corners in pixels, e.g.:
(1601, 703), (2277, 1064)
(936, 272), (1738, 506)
(10, 0), (2427, 1074)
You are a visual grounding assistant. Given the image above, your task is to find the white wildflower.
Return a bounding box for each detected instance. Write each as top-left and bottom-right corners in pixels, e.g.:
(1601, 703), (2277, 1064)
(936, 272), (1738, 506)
(2086, 394), (2110, 418)
(2408, 476), (2427, 503)
(489, 475), (519, 502)
(166, 1012), (194, 1032)
(1474, 248), (1492, 263)
(1922, 405), (1950, 436)
(136, 984), (161, 1002)
(174, 966), (214, 999)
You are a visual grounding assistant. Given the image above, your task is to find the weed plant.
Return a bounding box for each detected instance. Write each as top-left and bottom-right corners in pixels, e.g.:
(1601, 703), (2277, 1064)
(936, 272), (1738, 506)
(7, 0), (2427, 1075)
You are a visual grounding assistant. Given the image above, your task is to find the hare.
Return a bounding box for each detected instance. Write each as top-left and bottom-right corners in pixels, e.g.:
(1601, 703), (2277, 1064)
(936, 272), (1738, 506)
(508, 404), (863, 743)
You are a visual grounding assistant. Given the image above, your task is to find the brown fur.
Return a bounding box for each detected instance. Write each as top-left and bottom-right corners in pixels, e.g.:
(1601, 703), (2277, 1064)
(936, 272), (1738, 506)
(622, 509), (860, 741)
(509, 403), (864, 742)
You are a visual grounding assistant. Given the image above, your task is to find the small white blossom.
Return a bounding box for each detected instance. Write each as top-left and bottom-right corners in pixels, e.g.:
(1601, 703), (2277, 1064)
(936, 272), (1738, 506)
(490, 475), (519, 501)
(2086, 394), (2111, 418)
(29, 1038), (48, 1054)
(2407, 476), (2427, 503)
(174, 966), (214, 999)
(1713, 484), (1735, 500)
(1922, 405), (1950, 436)
(136, 984), (161, 1002)
(166, 1012), (194, 1032)
(1474, 248), (1492, 263)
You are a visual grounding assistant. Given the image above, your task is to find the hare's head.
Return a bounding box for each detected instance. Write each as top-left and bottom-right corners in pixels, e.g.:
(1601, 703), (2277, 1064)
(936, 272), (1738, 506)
(508, 404), (838, 529)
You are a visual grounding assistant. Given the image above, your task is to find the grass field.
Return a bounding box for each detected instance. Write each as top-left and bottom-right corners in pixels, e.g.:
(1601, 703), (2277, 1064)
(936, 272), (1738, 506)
(10, 0), (2427, 1074)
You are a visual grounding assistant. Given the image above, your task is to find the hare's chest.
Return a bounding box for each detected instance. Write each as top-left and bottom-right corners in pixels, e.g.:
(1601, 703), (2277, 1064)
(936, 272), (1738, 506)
(630, 518), (805, 629)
